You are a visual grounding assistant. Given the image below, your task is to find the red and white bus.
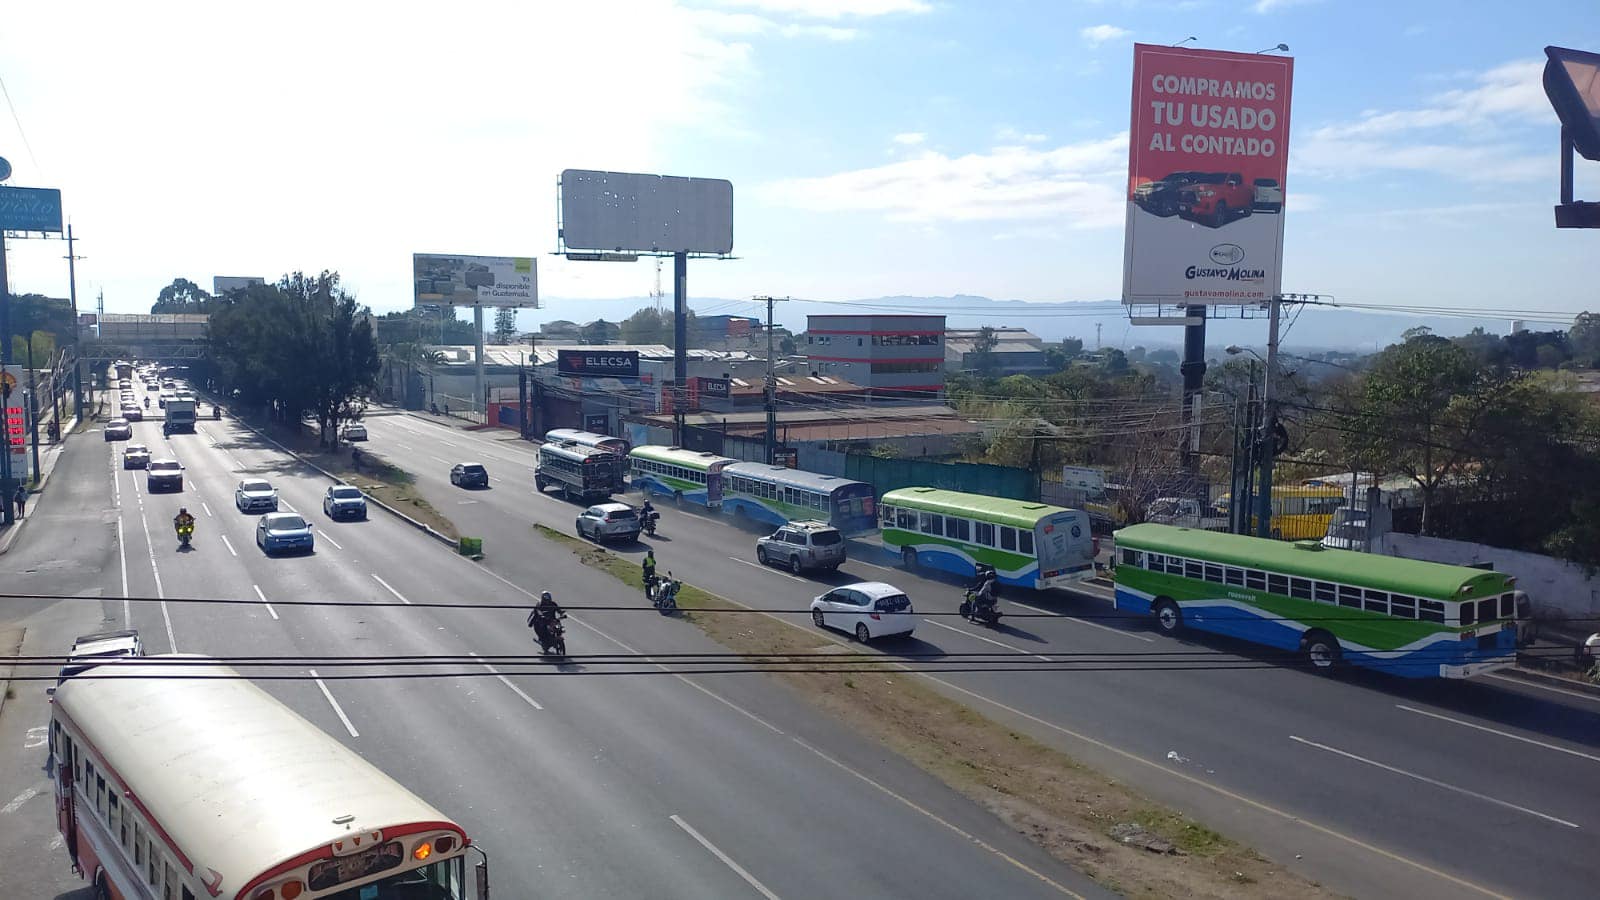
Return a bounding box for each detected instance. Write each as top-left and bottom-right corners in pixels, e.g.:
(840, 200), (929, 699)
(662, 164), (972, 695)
(50, 655), (489, 900)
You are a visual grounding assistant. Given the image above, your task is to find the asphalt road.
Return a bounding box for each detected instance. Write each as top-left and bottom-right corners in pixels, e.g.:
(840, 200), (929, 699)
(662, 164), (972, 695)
(0, 390), (1112, 900)
(362, 411), (1600, 900)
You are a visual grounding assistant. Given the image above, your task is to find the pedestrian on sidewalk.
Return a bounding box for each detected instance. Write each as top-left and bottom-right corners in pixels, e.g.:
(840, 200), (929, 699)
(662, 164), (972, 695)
(12, 484), (26, 519)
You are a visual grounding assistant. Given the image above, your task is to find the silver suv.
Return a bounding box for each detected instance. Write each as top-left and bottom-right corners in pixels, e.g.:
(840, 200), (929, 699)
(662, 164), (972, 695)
(756, 521), (846, 574)
(576, 502), (641, 543)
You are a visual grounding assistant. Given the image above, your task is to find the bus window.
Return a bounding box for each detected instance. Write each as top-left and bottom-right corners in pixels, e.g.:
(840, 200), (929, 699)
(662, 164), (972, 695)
(1245, 569), (1266, 590)
(1146, 552), (1162, 570)
(165, 862), (178, 900)
(1364, 590), (1389, 614)
(1120, 548), (1140, 567)
(1390, 595), (1416, 619)
(948, 518), (971, 542)
(1019, 530), (1033, 555)
(1204, 563), (1224, 584)
(1314, 581), (1335, 604)
(920, 512), (942, 535)
(897, 509), (915, 530)
(1289, 577), (1312, 600)
(148, 841), (159, 884)
(1337, 585), (1361, 608)
(1224, 567), (1244, 586)
(1267, 573), (1288, 595)
(1165, 556), (1184, 575)
(975, 522), (995, 546)
(134, 823), (145, 868)
(1459, 602), (1476, 627)
(880, 504), (895, 527)
(1000, 527), (1017, 552)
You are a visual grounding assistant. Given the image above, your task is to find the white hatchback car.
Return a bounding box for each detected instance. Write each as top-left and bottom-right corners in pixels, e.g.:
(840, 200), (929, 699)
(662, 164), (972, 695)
(811, 581), (915, 643)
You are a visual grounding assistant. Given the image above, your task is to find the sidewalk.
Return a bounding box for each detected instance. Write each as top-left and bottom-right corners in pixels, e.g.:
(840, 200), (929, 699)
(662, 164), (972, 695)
(0, 414), (80, 556)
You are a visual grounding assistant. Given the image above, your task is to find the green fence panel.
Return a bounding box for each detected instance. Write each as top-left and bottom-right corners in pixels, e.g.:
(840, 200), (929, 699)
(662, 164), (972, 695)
(842, 455), (1038, 502)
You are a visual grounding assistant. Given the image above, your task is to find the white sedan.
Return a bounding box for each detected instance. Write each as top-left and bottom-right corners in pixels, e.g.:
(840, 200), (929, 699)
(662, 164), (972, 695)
(235, 479), (280, 513)
(811, 581), (915, 643)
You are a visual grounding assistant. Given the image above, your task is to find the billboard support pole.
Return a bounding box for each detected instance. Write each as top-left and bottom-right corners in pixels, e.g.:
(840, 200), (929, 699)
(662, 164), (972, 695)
(26, 341), (40, 477)
(66, 224), (83, 420)
(1179, 304), (1207, 498)
(473, 306), (486, 418)
(673, 251), (687, 447)
(1255, 294), (1282, 538)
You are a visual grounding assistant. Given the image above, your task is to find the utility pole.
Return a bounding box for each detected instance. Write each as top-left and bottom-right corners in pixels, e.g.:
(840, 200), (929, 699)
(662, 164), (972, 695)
(755, 295), (788, 464)
(26, 340), (40, 476)
(1255, 294), (1282, 539)
(672, 251), (687, 447)
(65, 224), (84, 419)
(1, 226), (15, 524)
(1178, 304), (1207, 499)
(528, 331), (544, 439)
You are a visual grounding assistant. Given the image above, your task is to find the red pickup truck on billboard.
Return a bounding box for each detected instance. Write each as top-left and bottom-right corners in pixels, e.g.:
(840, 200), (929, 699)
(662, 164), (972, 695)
(1175, 173), (1254, 228)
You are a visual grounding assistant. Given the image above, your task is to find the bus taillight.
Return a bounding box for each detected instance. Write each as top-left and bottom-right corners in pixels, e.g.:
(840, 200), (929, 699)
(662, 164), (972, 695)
(435, 835), (455, 855)
(413, 840), (433, 861)
(281, 881), (303, 899)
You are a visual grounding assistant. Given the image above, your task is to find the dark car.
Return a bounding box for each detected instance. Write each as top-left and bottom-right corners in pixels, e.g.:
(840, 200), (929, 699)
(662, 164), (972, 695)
(1132, 171), (1211, 217)
(450, 462), (489, 488)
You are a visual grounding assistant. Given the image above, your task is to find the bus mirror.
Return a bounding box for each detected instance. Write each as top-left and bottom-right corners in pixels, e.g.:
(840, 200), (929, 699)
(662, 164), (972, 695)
(475, 861), (490, 900)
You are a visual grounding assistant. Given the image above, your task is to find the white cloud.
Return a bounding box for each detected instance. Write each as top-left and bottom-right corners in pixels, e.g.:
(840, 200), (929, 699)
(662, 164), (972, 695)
(760, 134), (1130, 226)
(1332, 60), (1550, 137)
(1079, 24), (1130, 46)
(693, 9), (857, 39)
(891, 132), (927, 145)
(1252, 0), (1319, 13)
(996, 126), (1048, 144)
(703, 0), (930, 19)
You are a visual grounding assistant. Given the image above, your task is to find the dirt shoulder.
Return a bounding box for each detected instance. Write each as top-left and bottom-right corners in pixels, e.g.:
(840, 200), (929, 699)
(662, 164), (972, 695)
(533, 525), (1339, 900)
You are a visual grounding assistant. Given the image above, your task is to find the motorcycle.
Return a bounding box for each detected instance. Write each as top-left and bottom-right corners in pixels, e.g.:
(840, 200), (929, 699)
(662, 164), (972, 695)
(643, 571), (659, 601)
(959, 589), (1002, 627)
(534, 612), (567, 657)
(176, 523), (195, 549)
(652, 575), (679, 614)
(213, 406), (222, 420)
(642, 509), (659, 537)
(143, 397), (150, 409)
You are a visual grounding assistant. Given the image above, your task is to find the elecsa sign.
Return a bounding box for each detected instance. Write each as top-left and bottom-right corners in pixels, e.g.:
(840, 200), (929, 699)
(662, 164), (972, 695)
(557, 350), (640, 378)
(697, 377), (730, 399)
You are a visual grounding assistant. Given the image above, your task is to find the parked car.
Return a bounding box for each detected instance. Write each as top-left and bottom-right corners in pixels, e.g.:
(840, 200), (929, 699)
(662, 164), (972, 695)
(1176, 172), (1254, 227)
(256, 512), (315, 555)
(122, 444), (151, 469)
(1253, 177), (1284, 213)
(576, 502), (641, 543)
(811, 582), (915, 642)
(1132, 170), (1210, 217)
(756, 521), (847, 574)
(323, 484), (368, 521)
(146, 459), (184, 492)
(449, 462), (489, 488)
(104, 419), (132, 441)
(234, 478), (280, 513)
(342, 422), (368, 441)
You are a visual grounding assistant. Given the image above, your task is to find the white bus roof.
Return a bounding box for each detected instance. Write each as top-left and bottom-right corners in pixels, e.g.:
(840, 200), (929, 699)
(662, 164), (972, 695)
(54, 656), (463, 896)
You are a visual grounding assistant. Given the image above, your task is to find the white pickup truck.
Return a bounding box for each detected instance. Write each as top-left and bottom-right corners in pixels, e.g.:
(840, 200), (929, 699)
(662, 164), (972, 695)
(1145, 497), (1229, 531)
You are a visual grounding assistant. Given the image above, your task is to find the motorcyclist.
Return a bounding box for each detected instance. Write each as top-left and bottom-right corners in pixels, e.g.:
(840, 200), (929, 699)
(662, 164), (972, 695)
(527, 591), (563, 650)
(143, 396), (150, 409)
(173, 508), (196, 540)
(969, 566), (998, 619)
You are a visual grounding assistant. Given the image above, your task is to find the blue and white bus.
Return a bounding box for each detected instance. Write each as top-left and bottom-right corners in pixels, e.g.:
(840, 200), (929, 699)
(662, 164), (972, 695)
(628, 446), (738, 508)
(722, 462), (878, 536)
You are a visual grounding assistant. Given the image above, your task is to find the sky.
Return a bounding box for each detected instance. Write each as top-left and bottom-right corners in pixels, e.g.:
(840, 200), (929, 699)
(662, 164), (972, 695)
(2, 0), (1597, 332)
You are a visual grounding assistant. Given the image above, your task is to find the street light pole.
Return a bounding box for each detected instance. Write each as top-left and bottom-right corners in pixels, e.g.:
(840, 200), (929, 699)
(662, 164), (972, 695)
(1255, 294), (1283, 539)
(65, 223), (84, 419)
(755, 295), (788, 464)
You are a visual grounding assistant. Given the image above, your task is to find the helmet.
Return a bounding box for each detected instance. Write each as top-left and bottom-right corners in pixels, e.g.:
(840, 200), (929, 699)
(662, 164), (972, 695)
(540, 591), (553, 602)
(178, 507), (189, 515)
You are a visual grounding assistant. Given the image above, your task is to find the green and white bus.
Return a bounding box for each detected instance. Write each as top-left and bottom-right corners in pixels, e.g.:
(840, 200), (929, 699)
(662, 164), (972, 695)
(878, 487), (1097, 589)
(1112, 523), (1520, 679)
(628, 446), (737, 508)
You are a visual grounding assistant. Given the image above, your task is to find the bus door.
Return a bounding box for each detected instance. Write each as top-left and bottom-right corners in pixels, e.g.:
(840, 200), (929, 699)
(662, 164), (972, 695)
(1036, 512), (1095, 586)
(706, 470), (723, 507)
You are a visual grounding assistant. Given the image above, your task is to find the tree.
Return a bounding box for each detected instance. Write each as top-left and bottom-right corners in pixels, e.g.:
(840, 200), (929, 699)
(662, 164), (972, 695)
(618, 306), (698, 347)
(580, 319), (614, 345)
(779, 335), (797, 356)
(1101, 348), (1129, 375)
(969, 326), (1000, 377)
(207, 271), (380, 447)
(151, 278), (213, 313)
(493, 307), (518, 345)
(1043, 337), (1084, 372)
(1569, 311), (1600, 367)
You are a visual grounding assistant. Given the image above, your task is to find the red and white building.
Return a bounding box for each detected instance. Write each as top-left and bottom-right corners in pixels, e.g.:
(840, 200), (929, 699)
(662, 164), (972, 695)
(800, 314), (946, 395)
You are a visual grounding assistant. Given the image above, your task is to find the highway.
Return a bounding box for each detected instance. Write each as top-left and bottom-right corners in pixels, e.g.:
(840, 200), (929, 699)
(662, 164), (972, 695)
(0, 386), (1111, 900)
(360, 411), (1600, 900)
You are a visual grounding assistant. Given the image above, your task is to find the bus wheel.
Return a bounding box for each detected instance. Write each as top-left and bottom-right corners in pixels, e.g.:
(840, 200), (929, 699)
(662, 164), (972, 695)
(901, 548), (917, 570)
(1153, 599), (1183, 636)
(1302, 631), (1342, 672)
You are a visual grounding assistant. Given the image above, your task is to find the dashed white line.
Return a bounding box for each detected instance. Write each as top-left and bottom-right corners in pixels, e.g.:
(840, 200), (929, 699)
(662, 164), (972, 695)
(371, 574), (410, 604)
(117, 517), (130, 627)
(922, 617), (1053, 661)
(430, 454), (451, 464)
(135, 507), (177, 652)
(669, 815), (782, 900)
(1394, 704), (1600, 763)
(1009, 600), (1156, 643)
(1484, 672), (1600, 705)
(1, 786), (41, 815)
(395, 442), (414, 451)
(309, 669), (359, 738)
(467, 652), (543, 710)
(1288, 735), (1579, 828)
(851, 559), (898, 572)
(320, 532), (343, 550)
(728, 556), (806, 582)
(220, 534), (238, 557)
(253, 584), (280, 620)
(201, 501), (213, 518)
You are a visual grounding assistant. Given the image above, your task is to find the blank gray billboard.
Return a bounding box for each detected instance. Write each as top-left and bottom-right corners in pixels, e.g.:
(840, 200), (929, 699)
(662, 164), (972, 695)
(560, 169), (733, 255)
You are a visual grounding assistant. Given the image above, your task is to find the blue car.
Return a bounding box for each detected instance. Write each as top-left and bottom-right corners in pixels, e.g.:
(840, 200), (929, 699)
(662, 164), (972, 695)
(256, 512), (314, 556)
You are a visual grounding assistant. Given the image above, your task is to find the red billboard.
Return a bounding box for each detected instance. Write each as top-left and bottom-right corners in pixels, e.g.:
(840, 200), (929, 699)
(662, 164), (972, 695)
(1122, 44), (1294, 307)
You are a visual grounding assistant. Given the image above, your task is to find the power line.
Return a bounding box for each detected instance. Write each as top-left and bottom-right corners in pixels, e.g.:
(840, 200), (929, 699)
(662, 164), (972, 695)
(0, 70), (42, 176)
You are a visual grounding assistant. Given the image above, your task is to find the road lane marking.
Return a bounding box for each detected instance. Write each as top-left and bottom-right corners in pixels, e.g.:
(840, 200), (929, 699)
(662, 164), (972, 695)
(1395, 704), (1600, 763)
(918, 674), (1515, 899)
(136, 508), (177, 653)
(117, 517), (130, 628)
(728, 556), (807, 583)
(201, 501), (213, 518)
(220, 534), (238, 557)
(1288, 735), (1578, 828)
(669, 815), (782, 900)
(430, 455), (450, 464)
(1009, 600), (1156, 643)
(851, 559), (898, 572)
(922, 617), (1053, 661)
(371, 574), (411, 604)
(319, 532), (343, 550)
(467, 652), (543, 710)
(1, 786), (42, 815)
(130, 471), (141, 499)
(253, 584), (279, 620)
(395, 442), (414, 451)
(309, 669), (359, 737)
(1484, 672), (1600, 705)
(788, 738), (1086, 898)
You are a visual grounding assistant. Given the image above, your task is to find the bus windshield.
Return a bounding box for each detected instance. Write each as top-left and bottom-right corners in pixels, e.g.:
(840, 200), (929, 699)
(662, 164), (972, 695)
(322, 857), (465, 899)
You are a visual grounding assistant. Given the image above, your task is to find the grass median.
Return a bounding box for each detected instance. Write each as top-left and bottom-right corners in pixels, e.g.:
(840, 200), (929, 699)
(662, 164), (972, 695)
(533, 524), (1336, 900)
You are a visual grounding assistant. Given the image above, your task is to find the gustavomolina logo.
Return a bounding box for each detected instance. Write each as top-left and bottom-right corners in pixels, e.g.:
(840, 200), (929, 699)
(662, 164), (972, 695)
(1186, 264), (1266, 281)
(1209, 243), (1245, 265)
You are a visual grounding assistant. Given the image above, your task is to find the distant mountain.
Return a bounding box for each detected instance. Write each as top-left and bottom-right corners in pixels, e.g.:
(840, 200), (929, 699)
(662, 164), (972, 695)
(520, 294), (1553, 354)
